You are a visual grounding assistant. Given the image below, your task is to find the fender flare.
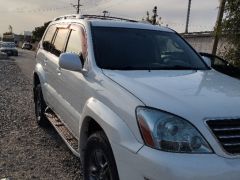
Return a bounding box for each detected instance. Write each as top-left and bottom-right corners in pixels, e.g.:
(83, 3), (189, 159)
(79, 97), (143, 160)
(33, 63), (46, 86)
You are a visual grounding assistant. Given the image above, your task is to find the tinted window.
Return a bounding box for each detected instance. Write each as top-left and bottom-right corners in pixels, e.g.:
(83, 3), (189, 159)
(52, 28), (69, 57)
(213, 57), (227, 66)
(42, 25), (56, 51)
(92, 27), (208, 70)
(66, 30), (82, 55)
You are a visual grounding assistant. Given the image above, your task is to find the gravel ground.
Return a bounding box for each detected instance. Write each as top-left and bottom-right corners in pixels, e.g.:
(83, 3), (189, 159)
(0, 60), (82, 179)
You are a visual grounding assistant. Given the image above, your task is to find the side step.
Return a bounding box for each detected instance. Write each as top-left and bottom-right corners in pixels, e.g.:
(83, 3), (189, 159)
(45, 108), (80, 157)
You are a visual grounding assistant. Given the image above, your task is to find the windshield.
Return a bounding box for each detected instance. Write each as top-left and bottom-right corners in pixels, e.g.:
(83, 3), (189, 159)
(92, 27), (208, 70)
(1, 43), (16, 48)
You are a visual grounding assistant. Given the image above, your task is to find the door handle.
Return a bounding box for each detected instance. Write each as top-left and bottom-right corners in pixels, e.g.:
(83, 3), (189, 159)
(43, 59), (48, 65)
(57, 67), (62, 75)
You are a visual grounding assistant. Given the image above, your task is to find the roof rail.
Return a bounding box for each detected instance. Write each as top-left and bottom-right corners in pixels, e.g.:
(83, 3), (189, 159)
(81, 15), (138, 22)
(53, 14), (138, 23)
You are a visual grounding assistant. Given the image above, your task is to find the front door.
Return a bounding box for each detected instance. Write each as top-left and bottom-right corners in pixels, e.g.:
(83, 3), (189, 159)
(46, 26), (70, 117)
(55, 24), (88, 138)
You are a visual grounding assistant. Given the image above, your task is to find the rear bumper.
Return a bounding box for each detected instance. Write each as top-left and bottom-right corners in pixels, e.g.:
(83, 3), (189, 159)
(112, 143), (240, 180)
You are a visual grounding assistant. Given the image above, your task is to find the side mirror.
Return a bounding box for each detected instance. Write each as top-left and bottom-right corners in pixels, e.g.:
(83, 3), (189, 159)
(202, 56), (212, 67)
(59, 52), (83, 72)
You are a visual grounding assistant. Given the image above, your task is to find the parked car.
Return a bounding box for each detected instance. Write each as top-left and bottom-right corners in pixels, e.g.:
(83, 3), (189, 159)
(22, 42), (32, 50)
(0, 42), (18, 56)
(33, 14), (240, 180)
(200, 52), (240, 79)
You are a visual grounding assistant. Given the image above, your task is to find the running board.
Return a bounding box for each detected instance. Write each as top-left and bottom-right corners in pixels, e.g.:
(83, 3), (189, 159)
(45, 108), (80, 157)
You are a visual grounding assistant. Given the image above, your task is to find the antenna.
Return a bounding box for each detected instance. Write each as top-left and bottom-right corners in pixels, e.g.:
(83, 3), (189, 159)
(102, 10), (109, 17)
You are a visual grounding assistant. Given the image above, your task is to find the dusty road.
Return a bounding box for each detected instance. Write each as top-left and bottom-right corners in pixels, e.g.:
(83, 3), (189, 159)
(0, 50), (82, 179)
(14, 49), (36, 81)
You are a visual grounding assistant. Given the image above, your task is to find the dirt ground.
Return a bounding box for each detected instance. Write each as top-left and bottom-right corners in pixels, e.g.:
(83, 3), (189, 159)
(0, 60), (82, 179)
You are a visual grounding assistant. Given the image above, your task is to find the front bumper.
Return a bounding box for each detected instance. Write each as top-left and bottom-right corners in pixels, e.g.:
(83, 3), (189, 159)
(113, 143), (240, 180)
(0, 49), (18, 56)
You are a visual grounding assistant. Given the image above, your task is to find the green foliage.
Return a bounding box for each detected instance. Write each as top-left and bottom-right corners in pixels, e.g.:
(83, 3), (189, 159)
(222, 0), (240, 67)
(32, 21), (51, 42)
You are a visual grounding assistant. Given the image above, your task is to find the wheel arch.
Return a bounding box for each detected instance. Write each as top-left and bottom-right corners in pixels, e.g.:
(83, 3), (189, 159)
(78, 97), (143, 162)
(79, 116), (105, 161)
(33, 63), (46, 101)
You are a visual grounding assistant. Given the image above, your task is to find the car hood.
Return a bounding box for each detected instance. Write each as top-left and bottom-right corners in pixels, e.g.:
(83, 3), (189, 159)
(103, 69), (240, 122)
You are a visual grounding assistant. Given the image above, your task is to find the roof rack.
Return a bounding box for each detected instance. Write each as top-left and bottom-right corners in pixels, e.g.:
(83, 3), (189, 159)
(54, 14), (138, 23)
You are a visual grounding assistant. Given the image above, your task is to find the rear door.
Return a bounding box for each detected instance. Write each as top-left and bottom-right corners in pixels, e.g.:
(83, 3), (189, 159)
(37, 24), (57, 105)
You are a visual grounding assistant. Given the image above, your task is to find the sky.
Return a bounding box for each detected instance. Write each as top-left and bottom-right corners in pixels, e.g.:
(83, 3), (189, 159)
(0, 0), (219, 36)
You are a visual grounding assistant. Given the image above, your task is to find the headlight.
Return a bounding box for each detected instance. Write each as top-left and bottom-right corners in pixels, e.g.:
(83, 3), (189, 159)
(136, 107), (212, 153)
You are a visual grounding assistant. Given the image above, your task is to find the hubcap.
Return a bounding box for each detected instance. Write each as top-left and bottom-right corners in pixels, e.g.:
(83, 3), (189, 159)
(88, 149), (112, 180)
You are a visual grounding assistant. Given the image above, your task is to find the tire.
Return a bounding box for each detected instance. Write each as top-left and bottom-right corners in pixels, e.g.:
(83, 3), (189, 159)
(84, 131), (119, 180)
(34, 84), (49, 126)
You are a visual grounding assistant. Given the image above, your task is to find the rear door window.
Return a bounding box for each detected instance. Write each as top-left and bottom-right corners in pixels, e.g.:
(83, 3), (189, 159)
(52, 28), (69, 57)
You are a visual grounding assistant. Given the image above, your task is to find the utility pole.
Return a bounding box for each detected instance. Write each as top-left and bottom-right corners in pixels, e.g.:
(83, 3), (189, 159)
(77, 0), (80, 14)
(212, 0), (226, 55)
(185, 0), (192, 34)
(71, 0), (82, 14)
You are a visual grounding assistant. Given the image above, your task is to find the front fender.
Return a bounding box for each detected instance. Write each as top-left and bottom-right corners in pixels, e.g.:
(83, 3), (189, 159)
(34, 62), (46, 85)
(79, 97), (143, 159)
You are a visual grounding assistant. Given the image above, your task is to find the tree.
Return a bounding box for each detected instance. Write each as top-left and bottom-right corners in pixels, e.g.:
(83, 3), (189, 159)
(222, 0), (240, 67)
(32, 21), (51, 42)
(152, 6), (158, 25)
(144, 6), (160, 25)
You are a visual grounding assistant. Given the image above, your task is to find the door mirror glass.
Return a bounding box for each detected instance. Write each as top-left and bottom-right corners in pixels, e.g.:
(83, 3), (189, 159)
(59, 52), (83, 72)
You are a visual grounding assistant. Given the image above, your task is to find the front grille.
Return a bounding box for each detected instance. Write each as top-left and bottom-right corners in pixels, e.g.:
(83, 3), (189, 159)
(207, 119), (240, 155)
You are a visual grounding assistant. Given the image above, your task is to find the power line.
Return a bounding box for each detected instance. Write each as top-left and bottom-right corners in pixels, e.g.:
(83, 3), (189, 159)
(14, 6), (73, 13)
(82, 0), (123, 14)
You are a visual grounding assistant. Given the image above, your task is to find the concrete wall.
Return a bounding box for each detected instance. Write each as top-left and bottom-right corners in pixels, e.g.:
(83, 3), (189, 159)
(182, 32), (229, 55)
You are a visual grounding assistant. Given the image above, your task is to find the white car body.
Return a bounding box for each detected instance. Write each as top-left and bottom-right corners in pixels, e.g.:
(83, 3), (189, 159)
(34, 15), (240, 180)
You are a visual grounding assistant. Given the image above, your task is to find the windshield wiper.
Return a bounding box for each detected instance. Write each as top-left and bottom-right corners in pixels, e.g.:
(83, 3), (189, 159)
(167, 65), (199, 70)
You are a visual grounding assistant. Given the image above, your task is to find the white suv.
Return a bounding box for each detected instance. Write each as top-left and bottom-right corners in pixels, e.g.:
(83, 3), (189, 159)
(33, 14), (240, 180)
